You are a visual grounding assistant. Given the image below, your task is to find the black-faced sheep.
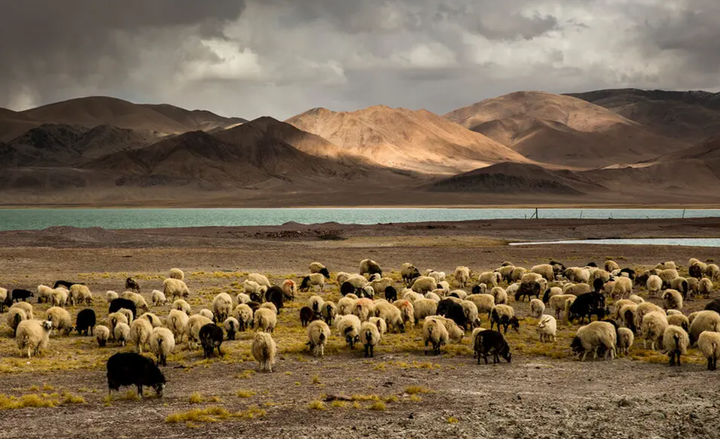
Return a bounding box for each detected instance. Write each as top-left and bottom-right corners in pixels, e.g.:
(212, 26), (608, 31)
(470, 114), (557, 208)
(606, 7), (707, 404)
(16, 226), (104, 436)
(254, 308), (277, 333)
(107, 352), (165, 398)
(15, 319), (52, 358)
(223, 317), (239, 340)
(149, 327), (175, 366)
(125, 277), (141, 293)
(400, 263), (421, 285)
(299, 274), (325, 292)
(321, 302), (337, 326)
(698, 331), (720, 370)
(95, 325), (110, 347)
(47, 306), (73, 336)
(663, 325), (689, 366)
(167, 309), (188, 343)
(571, 321), (617, 361)
(359, 321), (381, 358)
(307, 320), (331, 357)
(662, 289), (683, 311)
(359, 259), (382, 277)
(336, 314), (361, 349)
(199, 323), (224, 359)
(173, 299), (192, 315)
(252, 331), (276, 373)
(474, 329), (511, 364)
(109, 298), (137, 319)
(491, 305), (520, 334)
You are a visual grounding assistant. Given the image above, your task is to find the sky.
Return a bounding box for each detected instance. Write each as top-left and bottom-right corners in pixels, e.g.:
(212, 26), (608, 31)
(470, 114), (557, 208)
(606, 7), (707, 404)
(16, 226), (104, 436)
(1, 0), (719, 120)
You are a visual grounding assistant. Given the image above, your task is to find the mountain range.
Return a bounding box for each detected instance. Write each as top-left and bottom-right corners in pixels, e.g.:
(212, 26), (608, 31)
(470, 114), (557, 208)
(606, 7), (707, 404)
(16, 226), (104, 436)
(2, 89), (720, 206)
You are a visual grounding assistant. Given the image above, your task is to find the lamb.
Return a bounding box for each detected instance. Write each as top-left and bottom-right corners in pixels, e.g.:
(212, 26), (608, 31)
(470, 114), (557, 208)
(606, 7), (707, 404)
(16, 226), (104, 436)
(662, 289), (683, 311)
(199, 323), (224, 359)
(149, 327), (175, 366)
(352, 298), (375, 322)
(281, 279), (297, 301)
(571, 321), (617, 361)
(531, 264), (555, 281)
(491, 305), (520, 334)
(663, 325), (690, 366)
(548, 294), (576, 320)
(336, 314), (362, 348)
(564, 267), (590, 284)
(252, 332), (277, 373)
(167, 309), (189, 343)
(617, 327), (634, 356)
(95, 325), (110, 347)
(163, 278), (190, 300)
(114, 322), (131, 347)
(359, 259), (382, 277)
(689, 310), (720, 344)
(223, 317), (240, 340)
(120, 291), (149, 312)
(530, 299), (545, 318)
(130, 318), (153, 353)
(474, 329), (511, 364)
(491, 287), (508, 305)
(69, 284), (93, 306)
(106, 291), (119, 303)
(47, 306), (72, 336)
(453, 266), (471, 288)
(413, 298), (438, 322)
(169, 268), (185, 280)
(151, 290), (167, 306)
(51, 288), (68, 307)
(321, 301), (337, 326)
(75, 309), (96, 336)
(254, 308), (277, 333)
(411, 276), (437, 295)
(610, 277), (633, 300)
(392, 300), (415, 329)
(698, 331), (720, 370)
(299, 274), (325, 292)
(199, 309), (215, 321)
(212, 293), (233, 323)
(173, 299), (192, 315)
(422, 317), (449, 355)
(699, 278), (713, 299)
(37, 285), (53, 303)
(107, 352), (166, 398)
(538, 315), (557, 342)
(309, 262), (331, 279)
(186, 315), (213, 349)
(15, 319), (53, 358)
(7, 307), (29, 337)
(307, 320), (331, 357)
(642, 311), (668, 351)
(108, 311), (129, 340)
(230, 304), (252, 332)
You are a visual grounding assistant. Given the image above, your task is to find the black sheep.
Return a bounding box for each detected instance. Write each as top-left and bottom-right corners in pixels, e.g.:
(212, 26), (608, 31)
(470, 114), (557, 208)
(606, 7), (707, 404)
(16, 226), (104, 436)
(515, 281), (541, 302)
(689, 265), (703, 279)
(619, 268), (636, 281)
(109, 298), (137, 319)
(592, 278), (605, 293)
(246, 301), (261, 312)
(471, 285), (483, 295)
(199, 324), (224, 359)
(318, 267), (331, 279)
(340, 282), (355, 297)
(474, 330), (511, 365)
(705, 298), (720, 314)
(225, 319), (238, 341)
(437, 299), (469, 330)
(542, 288), (553, 305)
(12, 289), (33, 303)
(249, 292), (263, 303)
(490, 309), (521, 334)
(53, 280), (77, 290)
(0, 294), (11, 312)
(384, 286), (397, 302)
(125, 277), (141, 293)
(107, 352), (166, 398)
(402, 267), (420, 285)
(586, 262), (598, 268)
(264, 286), (285, 314)
(568, 292), (607, 324)
(75, 309), (96, 336)
(299, 307), (316, 327)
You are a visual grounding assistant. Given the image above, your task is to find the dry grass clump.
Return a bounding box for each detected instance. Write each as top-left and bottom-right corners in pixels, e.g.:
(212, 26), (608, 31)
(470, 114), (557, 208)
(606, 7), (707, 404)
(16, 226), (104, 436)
(236, 390), (256, 398)
(368, 401), (386, 411)
(166, 406), (231, 424)
(404, 386), (431, 395)
(61, 391), (86, 404)
(236, 405), (267, 419)
(308, 400), (326, 410)
(0, 394), (58, 410)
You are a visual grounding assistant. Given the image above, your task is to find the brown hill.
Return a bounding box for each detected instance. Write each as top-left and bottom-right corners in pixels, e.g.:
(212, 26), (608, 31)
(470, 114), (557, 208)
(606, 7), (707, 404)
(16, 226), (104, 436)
(568, 89), (720, 143)
(445, 91), (684, 167)
(142, 104), (247, 132)
(286, 106), (529, 175)
(0, 108), (40, 142)
(427, 162), (605, 195)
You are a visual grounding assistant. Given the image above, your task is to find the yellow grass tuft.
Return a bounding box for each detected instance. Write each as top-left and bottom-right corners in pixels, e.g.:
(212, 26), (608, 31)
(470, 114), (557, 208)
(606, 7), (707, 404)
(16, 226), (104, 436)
(61, 392), (86, 404)
(308, 400), (326, 410)
(166, 406), (231, 424)
(368, 401), (386, 411)
(236, 390), (256, 398)
(189, 392), (204, 404)
(447, 417), (459, 424)
(0, 394), (58, 410)
(404, 386), (431, 395)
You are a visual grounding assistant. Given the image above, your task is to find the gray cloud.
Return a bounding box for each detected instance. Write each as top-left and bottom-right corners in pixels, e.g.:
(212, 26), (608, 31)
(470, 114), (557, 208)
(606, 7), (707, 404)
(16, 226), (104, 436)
(0, 0), (719, 120)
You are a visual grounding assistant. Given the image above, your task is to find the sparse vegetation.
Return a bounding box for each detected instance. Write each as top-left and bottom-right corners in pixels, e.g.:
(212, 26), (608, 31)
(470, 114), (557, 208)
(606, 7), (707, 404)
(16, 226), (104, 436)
(308, 400), (326, 410)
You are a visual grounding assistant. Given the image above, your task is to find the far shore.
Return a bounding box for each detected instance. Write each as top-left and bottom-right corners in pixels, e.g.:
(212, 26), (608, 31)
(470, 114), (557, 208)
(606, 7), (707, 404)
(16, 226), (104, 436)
(2, 203), (720, 209)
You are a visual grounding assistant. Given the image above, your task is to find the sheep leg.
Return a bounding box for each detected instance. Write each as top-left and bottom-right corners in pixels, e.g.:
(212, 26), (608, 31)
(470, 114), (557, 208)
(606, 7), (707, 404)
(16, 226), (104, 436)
(137, 385), (144, 399)
(369, 345), (374, 358)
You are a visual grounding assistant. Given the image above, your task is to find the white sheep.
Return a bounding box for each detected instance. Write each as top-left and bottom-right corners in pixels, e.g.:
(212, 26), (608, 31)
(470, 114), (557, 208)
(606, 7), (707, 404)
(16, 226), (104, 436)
(46, 306), (72, 336)
(108, 312), (129, 340)
(635, 302), (665, 333)
(628, 294), (645, 304)
(642, 311), (668, 351)
(429, 315), (463, 343)
(617, 327), (634, 356)
(402, 290), (424, 303)
(689, 311), (720, 344)
(460, 300), (480, 328)
(95, 325), (110, 347)
(212, 293), (233, 323)
(422, 317), (448, 355)
(698, 331), (720, 370)
(491, 287), (507, 305)
(571, 321), (616, 361)
(321, 301), (337, 325)
(564, 267), (590, 284)
(307, 320), (331, 357)
(663, 325), (690, 366)
(164, 278), (190, 299)
(335, 314), (361, 349)
(428, 271), (446, 283)
(106, 290), (119, 303)
(173, 299), (192, 315)
(667, 314), (690, 332)
(149, 327), (175, 366)
(233, 304), (254, 331)
(537, 315), (557, 342)
(252, 332), (276, 372)
(15, 319), (53, 358)
(243, 280), (267, 297)
(139, 312), (163, 328)
(510, 267), (527, 282)
(167, 309), (189, 343)
(151, 290), (167, 306)
(169, 268), (185, 280)
(69, 284), (93, 306)
(37, 285), (54, 303)
(589, 269), (611, 285)
(259, 303), (277, 315)
(466, 294), (495, 319)
(368, 317), (388, 336)
(706, 264), (720, 281)
(610, 277), (633, 299)
(186, 315), (213, 349)
(352, 298), (375, 322)
(530, 299), (545, 318)
(531, 264), (555, 281)
(308, 295), (325, 315)
(413, 298), (438, 322)
(699, 278), (714, 299)
(659, 269), (679, 287)
(248, 273), (271, 287)
(114, 322), (131, 347)
(254, 308), (277, 333)
(496, 265), (515, 282)
(425, 291), (442, 302)
(478, 271), (501, 288)
(549, 294), (576, 320)
(130, 318), (153, 353)
(10, 302), (33, 321)
(453, 266), (471, 288)
(450, 289), (468, 300)
(604, 260), (620, 272)
(51, 288), (68, 307)
(120, 291), (149, 312)
(198, 309), (214, 321)
(411, 276), (437, 294)
(564, 283), (591, 296)
(359, 259), (382, 277)
(236, 293), (251, 304)
(662, 289), (683, 311)
(392, 300), (415, 329)
(300, 273), (326, 292)
(337, 297), (357, 316)
(336, 272), (352, 285)
(646, 275), (662, 297)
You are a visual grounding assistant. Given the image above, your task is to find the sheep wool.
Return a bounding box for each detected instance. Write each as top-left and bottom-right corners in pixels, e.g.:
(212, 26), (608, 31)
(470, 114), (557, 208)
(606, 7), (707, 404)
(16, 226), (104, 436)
(699, 278), (713, 299)
(173, 299), (192, 315)
(114, 322), (131, 347)
(422, 317), (449, 355)
(254, 308), (277, 333)
(248, 273), (271, 287)
(169, 268), (185, 280)
(212, 293), (233, 323)
(413, 298), (438, 322)
(307, 320), (331, 357)
(69, 284), (93, 306)
(392, 300), (415, 328)
(663, 325), (690, 366)
(252, 332), (277, 373)
(106, 291), (119, 302)
(95, 325), (110, 347)
(466, 294), (495, 319)
(689, 311), (720, 344)
(698, 331), (720, 370)
(662, 289), (683, 311)
(149, 327), (175, 366)
(335, 314), (361, 349)
(617, 327), (634, 356)
(411, 276), (437, 294)
(108, 312), (129, 339)
(259, 303), (277, 315)
(47, 306), (72, 336)
(15, 320), (53, 358)
(11, 301), (34, 320)
(151, 290), (167, 306)
(164, 278), (190, 300)
(453, 266), (471, 288)
(642, 311), (668, 351)
(360, 321), (382, 358)
(167, 309), (189, 343)
(530, 299), (545, 318)
(352, 298), (375, 322)
(571, 321), (617, 361)
(130, 318), (154, 354)
(538, 315), (556, 342)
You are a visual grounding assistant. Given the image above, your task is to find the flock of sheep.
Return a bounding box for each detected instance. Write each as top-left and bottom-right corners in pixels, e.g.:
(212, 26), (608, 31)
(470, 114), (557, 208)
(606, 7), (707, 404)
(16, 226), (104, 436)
(3, 256), (720, 393)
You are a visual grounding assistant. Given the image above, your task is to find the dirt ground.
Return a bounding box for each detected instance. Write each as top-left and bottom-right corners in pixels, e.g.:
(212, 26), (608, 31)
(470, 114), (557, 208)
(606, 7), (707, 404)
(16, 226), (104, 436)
(1, 217), (720, 438)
